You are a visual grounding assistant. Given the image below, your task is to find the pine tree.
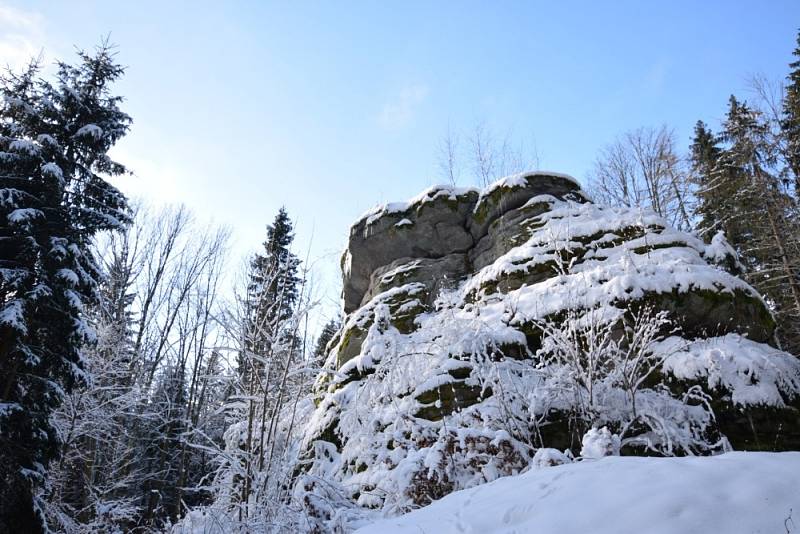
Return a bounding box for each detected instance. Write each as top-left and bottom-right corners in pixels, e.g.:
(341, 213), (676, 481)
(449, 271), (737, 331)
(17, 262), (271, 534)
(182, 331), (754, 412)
(782, 30), (800, 189)
(0, 44), (130, 532)
(690, 120), (725, 238)
(241, 207), (301, 384)
(313, 318), (340, 368)
(695, 96), (800, 353)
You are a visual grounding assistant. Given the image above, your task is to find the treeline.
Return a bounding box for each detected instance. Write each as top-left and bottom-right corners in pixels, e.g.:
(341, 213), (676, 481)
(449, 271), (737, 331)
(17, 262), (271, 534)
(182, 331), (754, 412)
(0, 44), (336, 532)
(584, 36), (800, 356)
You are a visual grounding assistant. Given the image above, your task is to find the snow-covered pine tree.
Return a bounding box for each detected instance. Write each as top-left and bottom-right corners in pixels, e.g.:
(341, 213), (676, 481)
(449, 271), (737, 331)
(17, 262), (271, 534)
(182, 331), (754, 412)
(782, 30), (800, 189)
(313, 317), (340, 368)
(725, 97), (800, 353)
(241, 207), (301, 386)
(693, 96), (800, 353)
(689, 120), (726, 239)
(0, 44), (130, 532)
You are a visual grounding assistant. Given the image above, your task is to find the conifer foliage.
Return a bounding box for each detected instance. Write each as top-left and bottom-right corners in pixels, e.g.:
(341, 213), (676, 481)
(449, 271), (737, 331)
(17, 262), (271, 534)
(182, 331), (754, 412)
(242, 207), (301, 383)
(782, 32), (800, 186)
(313, 317), (340, 367)
(691, 95), (800, 354)
(0, 43), (131, 532)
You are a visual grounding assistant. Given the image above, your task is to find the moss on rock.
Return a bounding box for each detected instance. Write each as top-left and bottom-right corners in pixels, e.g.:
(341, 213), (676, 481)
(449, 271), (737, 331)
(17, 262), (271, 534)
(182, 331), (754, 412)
(414, 381), (492, 421)
(634, 288), (775, 344)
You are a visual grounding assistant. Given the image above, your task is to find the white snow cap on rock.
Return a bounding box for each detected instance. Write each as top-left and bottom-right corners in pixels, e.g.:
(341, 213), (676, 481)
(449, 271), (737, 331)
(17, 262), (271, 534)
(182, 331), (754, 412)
(531, 447), (573, 468)
(477, 170), (583, 201)
(352, 170), (584, 229)
(580, 427), (621, 459)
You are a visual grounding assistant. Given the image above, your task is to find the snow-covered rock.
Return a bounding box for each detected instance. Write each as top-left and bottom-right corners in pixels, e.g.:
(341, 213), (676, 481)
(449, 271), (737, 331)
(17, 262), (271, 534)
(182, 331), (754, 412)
(297, 171), (800, 532)
(579, 427), (621, 459)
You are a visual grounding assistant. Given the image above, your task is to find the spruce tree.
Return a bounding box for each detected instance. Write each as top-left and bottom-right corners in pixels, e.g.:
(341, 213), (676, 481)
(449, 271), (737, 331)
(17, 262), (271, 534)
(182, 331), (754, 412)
(0, 44), (130, 532)
(695, 96), (800, 353)
(241, 207), (301, 384)
(313, 317), (340, 367)
(782, 30), (800, 189)
(250, 207), (301, 324)
(690, 120), (725, 238)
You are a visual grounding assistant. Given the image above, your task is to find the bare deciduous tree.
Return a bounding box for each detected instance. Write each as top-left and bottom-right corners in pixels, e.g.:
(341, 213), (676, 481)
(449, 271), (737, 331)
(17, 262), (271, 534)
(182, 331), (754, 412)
(587, 126), (692, 230)
(437, 121), (539, 187)
(44, 203), (233, 531)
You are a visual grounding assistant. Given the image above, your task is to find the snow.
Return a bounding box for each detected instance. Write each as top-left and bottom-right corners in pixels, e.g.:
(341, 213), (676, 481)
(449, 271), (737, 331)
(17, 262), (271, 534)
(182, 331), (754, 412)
(394, 218), (413, 228)
(659, 334), (800, 407)
(579, 427), (621, 458)
(356, 452), (800, 534)
(74, 124), (104, 140)
(531, 447), (573, 468)
(0, 299), (27, 334)
(41, 162), (64, 181)
(353, 172), (586, 231)
(9, 138), (39, 155)
(57, 268), (80, 286)
(462, 199), (759, 321)
(473, 171), (587, 213)
(355, 184), (479, 228)
(36, 133), (59, 147)
(481, 170), (582, 199)
(0, 187), (25, 208)
(7, 208), (44, 224)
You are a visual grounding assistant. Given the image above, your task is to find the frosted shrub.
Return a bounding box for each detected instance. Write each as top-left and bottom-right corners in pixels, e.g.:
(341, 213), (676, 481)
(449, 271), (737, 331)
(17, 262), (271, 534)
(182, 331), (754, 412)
(530, 305), (726, 455)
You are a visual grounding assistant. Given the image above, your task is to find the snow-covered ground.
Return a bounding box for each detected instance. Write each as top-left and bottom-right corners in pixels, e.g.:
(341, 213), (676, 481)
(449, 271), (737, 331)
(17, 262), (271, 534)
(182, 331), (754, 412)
(356, 452), (800, 534)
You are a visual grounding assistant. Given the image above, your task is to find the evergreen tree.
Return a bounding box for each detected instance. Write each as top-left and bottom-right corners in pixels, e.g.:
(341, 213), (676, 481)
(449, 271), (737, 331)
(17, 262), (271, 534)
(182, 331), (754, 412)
(782, 30), (800, 189)
(250, 207), (301, 324)
(0, 44), (130, 532)
(241, 207), (301, 383)
(313, 317), (340, 368)
(690, 120), (725, 238)
(693, 96), (800, 353)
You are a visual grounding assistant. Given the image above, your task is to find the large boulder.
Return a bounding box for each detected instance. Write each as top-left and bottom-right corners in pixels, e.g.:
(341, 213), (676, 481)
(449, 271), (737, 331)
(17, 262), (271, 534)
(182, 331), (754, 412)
(299, 171), (800, 532)
(342, 172), (588, 313)
(342, 186), (479, 313)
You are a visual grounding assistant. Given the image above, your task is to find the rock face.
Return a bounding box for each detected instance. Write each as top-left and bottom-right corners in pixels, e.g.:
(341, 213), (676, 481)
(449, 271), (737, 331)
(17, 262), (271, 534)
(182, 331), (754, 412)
(342, 173), (585, 313)
(298, 172), (800, 530)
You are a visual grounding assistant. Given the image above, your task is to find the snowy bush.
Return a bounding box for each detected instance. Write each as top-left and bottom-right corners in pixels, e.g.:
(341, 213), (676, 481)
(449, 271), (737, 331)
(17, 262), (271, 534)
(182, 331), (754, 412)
(521, 305), (728, 456)
(580, 427), (621, 459)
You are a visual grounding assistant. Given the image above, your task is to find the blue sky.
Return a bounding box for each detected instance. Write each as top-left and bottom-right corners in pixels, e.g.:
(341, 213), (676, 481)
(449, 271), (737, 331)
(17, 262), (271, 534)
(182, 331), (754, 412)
(2, 1), (799, 321)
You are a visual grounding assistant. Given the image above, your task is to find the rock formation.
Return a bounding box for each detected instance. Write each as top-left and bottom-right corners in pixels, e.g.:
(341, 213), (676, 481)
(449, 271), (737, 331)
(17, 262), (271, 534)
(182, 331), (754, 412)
(297, 172), (800, 529)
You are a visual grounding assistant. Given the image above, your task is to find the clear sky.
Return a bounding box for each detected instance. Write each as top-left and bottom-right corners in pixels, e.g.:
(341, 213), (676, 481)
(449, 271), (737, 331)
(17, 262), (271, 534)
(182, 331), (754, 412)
(3, 1), (799, 324)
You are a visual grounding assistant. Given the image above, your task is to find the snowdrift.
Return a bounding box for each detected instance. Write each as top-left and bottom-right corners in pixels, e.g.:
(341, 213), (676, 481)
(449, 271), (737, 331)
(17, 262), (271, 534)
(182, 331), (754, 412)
(356, 452), (800, 534)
